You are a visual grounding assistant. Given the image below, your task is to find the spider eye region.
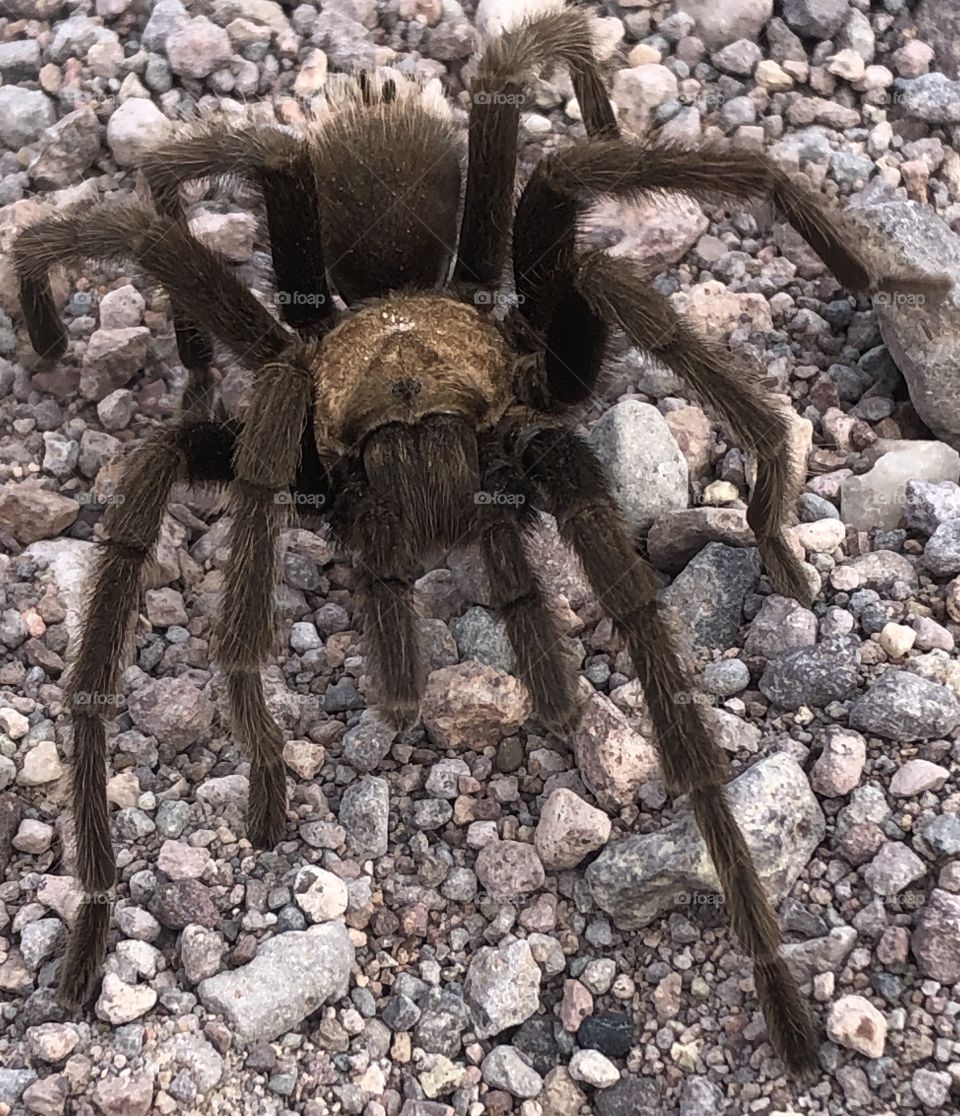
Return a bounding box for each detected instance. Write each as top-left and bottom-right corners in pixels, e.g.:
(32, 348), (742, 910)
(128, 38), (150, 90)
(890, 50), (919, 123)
(390, 377), (423, 401)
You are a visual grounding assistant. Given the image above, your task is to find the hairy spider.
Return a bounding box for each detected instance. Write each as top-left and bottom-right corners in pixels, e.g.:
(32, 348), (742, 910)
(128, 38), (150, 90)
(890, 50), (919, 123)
(13, 1), (944, 1076)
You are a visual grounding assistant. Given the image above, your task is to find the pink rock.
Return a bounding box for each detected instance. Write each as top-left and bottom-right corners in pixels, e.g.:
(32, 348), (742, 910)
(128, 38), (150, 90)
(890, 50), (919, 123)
(574, 686), (659, 809)
(0, 481), (77, 545)
(810, 728), (866, 797)
(560, 979), (594, 1032)
(877, 926), (910, 966)
(157, 840), (211, 881)
(92, 1071), (154, 1116)
(890, 759), (949, 797)
(126, 676), (214, 751)
(653, 972), (682, 1020)
(665, 405), (713, 478)
(475, 839), (545, 900)
(535, 788), (612, 870)
(892, 40), (934, 78)
(826, 995), (887, 1058)
(421, 661), (532, 751)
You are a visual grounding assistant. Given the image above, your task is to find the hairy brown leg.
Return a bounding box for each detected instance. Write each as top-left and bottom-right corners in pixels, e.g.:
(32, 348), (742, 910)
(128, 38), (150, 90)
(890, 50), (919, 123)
(58, 421), (237, 1008)
(475, 430), (579, 731)
(514, 136), (949, 299)
(142, 124), (334, 337)
(455, 4), (618, 293)
(574, 250), (811, 604)
(515, 423), (817, 1075)
(336, 486), (426, 725)
(212, 355), (314, 848)
(13, 204), (292, 369)
(328, 416), (480, 723)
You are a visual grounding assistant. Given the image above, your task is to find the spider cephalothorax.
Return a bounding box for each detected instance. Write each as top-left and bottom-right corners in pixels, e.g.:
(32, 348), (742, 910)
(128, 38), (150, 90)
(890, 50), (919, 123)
(14, 1), (945, 1076)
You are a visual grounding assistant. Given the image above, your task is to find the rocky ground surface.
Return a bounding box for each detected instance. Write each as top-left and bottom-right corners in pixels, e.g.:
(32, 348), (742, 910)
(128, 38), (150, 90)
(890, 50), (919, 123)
(1, 0), (960, 1113)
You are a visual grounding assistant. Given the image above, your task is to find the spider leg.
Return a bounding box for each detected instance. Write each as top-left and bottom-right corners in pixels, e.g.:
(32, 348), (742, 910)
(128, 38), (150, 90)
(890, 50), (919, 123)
(574, 250), (811, 605)
(58, 419), (237, 1009)
(328, 416), (479, 723)
(14, 203), (292, 370)
(513, 137), (949, 321)
(331, 474), (426, 725)
(454, 4), (618, 293)
(142, 124), (333, 336)
(475, 430), (579, 731)
(212, 354), (317, 849)
(514, 423), (817, 1076)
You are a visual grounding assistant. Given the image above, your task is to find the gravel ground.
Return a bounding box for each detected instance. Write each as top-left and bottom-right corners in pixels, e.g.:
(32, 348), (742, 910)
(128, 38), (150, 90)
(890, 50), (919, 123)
(2, 0), (960, 1113)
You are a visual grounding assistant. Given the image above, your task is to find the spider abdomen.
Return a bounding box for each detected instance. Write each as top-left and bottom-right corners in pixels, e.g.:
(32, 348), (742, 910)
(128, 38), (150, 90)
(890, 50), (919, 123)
(310, 293), (514, 456)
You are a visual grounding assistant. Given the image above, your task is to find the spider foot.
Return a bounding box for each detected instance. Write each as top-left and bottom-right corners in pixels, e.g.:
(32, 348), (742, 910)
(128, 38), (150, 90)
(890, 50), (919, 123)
(58, 898), (110, 1011)
(247, 757), (288, 848)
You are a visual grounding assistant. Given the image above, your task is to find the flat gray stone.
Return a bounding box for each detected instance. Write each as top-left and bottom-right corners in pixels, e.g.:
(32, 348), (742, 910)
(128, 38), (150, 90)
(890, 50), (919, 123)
(586, 753), (824, 929)
(198, 924), (354, 1042)
(588, 400), (688, 532)
(758, 634), (861, 709)
(849, 670), (960, 742)
(846, 199), (960, 449)
(662, 543), (760, 653)
(464, 939), (542, 1039)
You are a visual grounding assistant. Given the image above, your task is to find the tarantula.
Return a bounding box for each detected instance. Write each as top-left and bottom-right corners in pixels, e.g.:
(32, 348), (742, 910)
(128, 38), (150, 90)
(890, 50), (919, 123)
(13, 2), (942, 1076)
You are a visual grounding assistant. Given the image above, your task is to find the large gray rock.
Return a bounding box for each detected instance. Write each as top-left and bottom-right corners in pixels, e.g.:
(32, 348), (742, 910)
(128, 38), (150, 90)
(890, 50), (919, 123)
(758, 634), (861, 710)
(743, 594), (817, 659)
(586, 753), (824, 929)
(841, 443), (960, 529)
(924, 521), (960, 577)
(782, 925), (856, 985)
(846, 199), (960, 449)
(905, 480), (960, 535)
(339, 775), (389, 859)
(0, 1069), (37, 1107)
(23, 104), (101, 189)
(465, 939), (542, 1039)
(849, 670), (960, 742)
(662, 543), (760, 653)
(674, 0), (773, 50)
(782, 0), (851, 40)
(198, 924), (353, 1042)
(450, 606), (516, 673)
(588, 400), (688, 532)
(914, 0), (960, 78)
(106, 98), (173, 167)
(0, 86), (55, 148)
(895, 73), (960, 124)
